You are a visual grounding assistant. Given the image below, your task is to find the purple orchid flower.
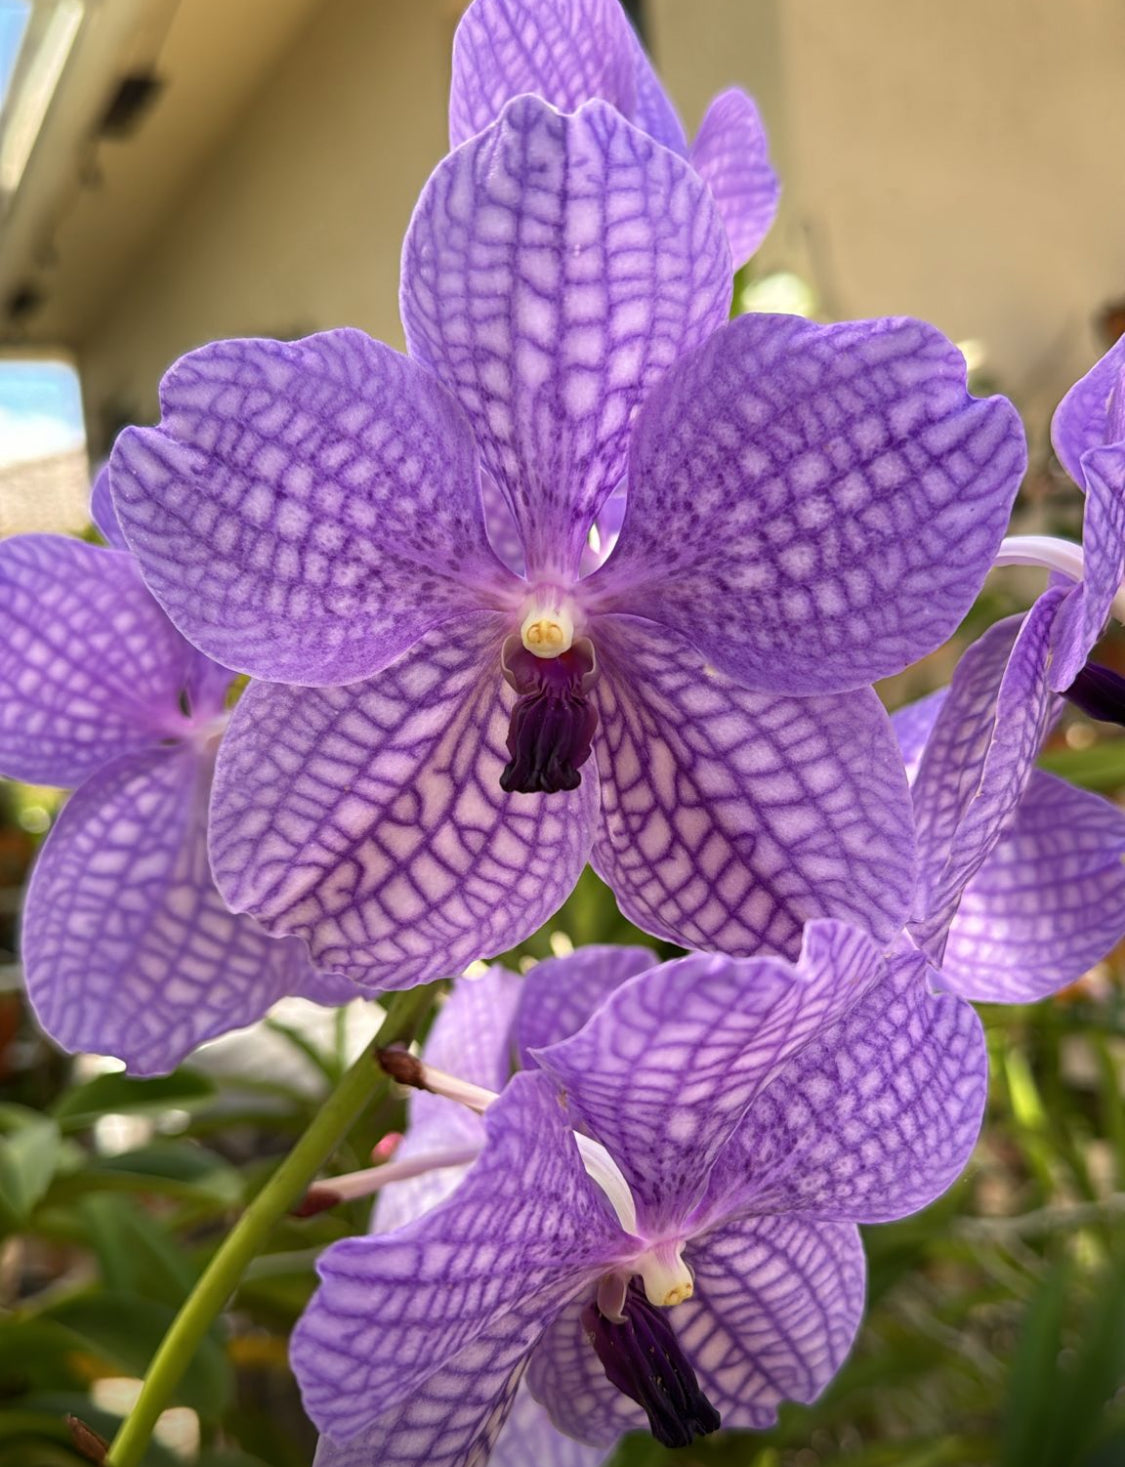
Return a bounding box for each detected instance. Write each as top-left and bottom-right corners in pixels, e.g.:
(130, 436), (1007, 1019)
(0, 470), (347, 1076)
(449, 0), (780, 269)
(110, 93), (1025, 988)
(898, 335), (1125, 989)
(291, 924), (987, 1465)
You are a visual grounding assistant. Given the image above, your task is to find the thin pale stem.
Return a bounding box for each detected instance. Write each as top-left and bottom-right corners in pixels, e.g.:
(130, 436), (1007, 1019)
(995, 533), (1125, 622)
(105, 982), (438, 1467)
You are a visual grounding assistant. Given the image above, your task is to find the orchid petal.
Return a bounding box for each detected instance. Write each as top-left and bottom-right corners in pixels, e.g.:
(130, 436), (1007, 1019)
(891, 688), (947, 779)
(591, 619), (914, 957)
(525, 1291), (647, 1446)
(492, 1381), (610, 1467)
(449, 0), (640, 149)
(210, 616), (597, 986)
(311, 1301), (540, 1467)
(941, 771), (1125, 1003)
(402, 95), (732, 580)
(532, 921), (886, 1234)
(0, 535), (199, 786)
(376, 967), (520, 1233)
(910, 589), (1065, 958)
(1048, 445), (1125, 689)
(1050, 333), (1125, 489)
(592, 314), (1025, 694)
(292, 1071), (617, 1439)
(689, 89), (779, 268)
(677, 1215), (865, 1429)
(111, 330), (515, 686)
(23, 746), (312, 1075)
(704, 950), (986, 1224)
(513, 945), (658, 1064)
(90, 463), (127, 549)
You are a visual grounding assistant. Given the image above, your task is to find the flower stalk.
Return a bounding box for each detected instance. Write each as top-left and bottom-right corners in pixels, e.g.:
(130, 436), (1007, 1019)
(105, 982), (439, 1467)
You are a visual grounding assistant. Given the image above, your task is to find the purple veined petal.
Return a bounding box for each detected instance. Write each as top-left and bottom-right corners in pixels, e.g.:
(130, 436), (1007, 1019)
(402, 95), (732, 581)
(589, 314), (1026, 695)
(449, 0), (640, 149)
(891, 687), (948, 780)
(621, 20), (688, 154)
(940, 771), (1125, 1003)
(526, 1290), (646, 1447)
(532, 920), (888, 1235)
(1050, 332), (1125, 489)
(677, 1215), (866, 1429)
(376, 967), (521, 1233)
(483, 468), (526, 575)
(1048, 444), (1125, 690)
(491, 1380), (611, 1467)
(209, 614), (598, 986)
(23, 744), (312, 1075)
(702, 950), (987, 1225)
(90, 462), (128, 549)
(513, 944), (658, 1065)
(689, 89), (780, 269)
(910, 588), (1066, 959)
(292, 1071), (619, 1440)
(295, 967), (362, 1007)
(0, 535), (201, 787)
(589, 618), (914, 958)
(311, 1299), (544, 1467)
(112, 330), (518, 687)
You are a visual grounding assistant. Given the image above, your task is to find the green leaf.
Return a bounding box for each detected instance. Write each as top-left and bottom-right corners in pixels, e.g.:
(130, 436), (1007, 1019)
(39, 1294), (232, 1419)
(0, 1109), (62, 1227)
(75, 1194), (198, 1305)
(999, 1261), (1069, 1467)
(52, 1070), (216, 1132)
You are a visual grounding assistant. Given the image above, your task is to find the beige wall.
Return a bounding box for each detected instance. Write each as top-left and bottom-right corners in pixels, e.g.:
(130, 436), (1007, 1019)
(80, 0), (1125, 449)
(78, 0), (457, 447)
(651, 0), (1125, 429)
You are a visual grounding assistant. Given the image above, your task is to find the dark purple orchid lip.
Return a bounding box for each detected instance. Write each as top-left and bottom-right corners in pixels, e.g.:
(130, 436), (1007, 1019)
(500, 635), (599, 794)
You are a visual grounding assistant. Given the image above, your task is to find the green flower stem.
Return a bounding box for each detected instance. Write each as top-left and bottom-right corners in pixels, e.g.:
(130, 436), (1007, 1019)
(106, 983), (439, 1467)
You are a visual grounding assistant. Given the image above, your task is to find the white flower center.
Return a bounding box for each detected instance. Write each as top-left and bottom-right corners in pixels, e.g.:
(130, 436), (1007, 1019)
(520, 603), (575, 658)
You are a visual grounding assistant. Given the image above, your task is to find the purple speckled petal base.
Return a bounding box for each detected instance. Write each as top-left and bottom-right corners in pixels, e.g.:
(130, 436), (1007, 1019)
(705, 951), (986, 1224)
(591, 619), (914, 958)
(690, 89), (779, 268)
(403, 95), (731, 578)
(23, 745), (311, 1075)
(533, 921), (886, 1233)
(0, 535), (201, 787)
(679, 1214), (865, 1430)
(591, 314), (1026, 694)
(112, 330), (515, 686)
(941, 771), (1125, 1003)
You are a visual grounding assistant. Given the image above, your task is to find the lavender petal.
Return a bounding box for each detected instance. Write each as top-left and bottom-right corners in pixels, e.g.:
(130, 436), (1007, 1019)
(941, 771), (1125, 1002)
(513, 945), (658, 1065)
(526, 1292), (647, 1447)
(23, 746), (311, 1075)
(704, 951), (986, 1224)
(376, 967), (520, 1233)
(910, 590), (1066, 958)
(891, 688), (948, 776)
(291, 1071), (617, 1439)
(402, 95), (732, 580)
(689, 89), (780, 267)
(311, 1302), (541, 1467)
(449, 0), (640, 148)
(111, 330), (516, 685)
(1049, 444), (1125, 689)
(491, 1381), (611, 1467)
(532, 921), (886, 1234)
(591, 619), (914, 958)
(209, 616), (597, 986)
(0, 535), (202, 787)
(1050, 333), (1125, 489)
(677, 1214), (866, 1429)
(590, 314), (1025, 694)
(90, 463), (127, 549)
